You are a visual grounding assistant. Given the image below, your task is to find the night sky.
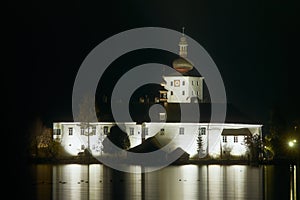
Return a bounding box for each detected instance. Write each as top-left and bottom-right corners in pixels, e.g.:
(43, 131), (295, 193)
(6, 1), (300, 198)
(8, 0), (300, 137)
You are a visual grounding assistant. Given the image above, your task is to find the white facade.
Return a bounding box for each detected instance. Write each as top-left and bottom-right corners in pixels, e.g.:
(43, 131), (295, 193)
(53, 122), (142, 156)
(53, 122), (262, 158)
(162, 76), (204, 103)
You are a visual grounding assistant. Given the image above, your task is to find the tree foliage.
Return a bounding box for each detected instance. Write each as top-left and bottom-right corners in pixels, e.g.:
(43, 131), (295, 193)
(102, 125), (131, 154)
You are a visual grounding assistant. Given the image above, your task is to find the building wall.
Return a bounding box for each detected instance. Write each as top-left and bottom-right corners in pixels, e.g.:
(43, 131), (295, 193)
(163, 76), (204, 103)
(53, 122), (262, 158)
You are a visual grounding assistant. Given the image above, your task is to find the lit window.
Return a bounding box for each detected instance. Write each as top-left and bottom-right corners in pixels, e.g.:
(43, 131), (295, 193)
(68, 127), (73, 135)
(234, 136), (238, 143)
(129, 127), (134, 135)
(179, 127), (184, 135)
(222, 136), (227, 143)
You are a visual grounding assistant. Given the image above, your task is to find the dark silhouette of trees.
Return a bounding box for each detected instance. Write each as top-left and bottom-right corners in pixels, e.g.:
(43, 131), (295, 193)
(265, 106), (288, 159)
(102, 125), (130, 154)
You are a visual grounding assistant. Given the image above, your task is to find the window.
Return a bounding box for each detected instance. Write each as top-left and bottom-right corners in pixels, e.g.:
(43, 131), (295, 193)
(179, 127), (184, 135)
(160, 128), (165, 135)
(182, 91), (185, 95)
(81, 128), (85, 135)
(143, 127), (149, 136)
(234, 136), (238, 143)
(68, 127), (73, 135)
(103, 126), (109, 135)
(129, 127), (134, 135)
(196, 81), (199, 86)
(171, 81), (173, 86)
(222, 136), (227, 143)
(200, 127), (206, 135)
(92, 127), (96, 135)
(192, 81), (194, 85)
(81, 145), (85, 150)
(54, 129), (61, 135)
(170, 91), (173, 95)
(182, 81), (185, 86)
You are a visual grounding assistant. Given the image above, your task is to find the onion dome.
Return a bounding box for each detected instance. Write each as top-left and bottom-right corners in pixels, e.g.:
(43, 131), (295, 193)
(173, 27), (193, 73)
(172, 57), (193, 73)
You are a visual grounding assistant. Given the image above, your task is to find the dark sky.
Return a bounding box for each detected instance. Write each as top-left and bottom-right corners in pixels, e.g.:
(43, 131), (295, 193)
(8, 0), (300, 128)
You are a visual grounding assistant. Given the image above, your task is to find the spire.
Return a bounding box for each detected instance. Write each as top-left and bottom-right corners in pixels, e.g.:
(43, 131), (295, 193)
(179, 27), (188, 58)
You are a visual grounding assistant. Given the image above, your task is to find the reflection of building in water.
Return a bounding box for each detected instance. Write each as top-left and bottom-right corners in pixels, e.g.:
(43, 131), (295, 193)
(53, 29), (262, 159)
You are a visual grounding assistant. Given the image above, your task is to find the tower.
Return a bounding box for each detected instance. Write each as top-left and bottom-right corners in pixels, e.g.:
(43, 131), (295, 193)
(160, 28), (204, 103)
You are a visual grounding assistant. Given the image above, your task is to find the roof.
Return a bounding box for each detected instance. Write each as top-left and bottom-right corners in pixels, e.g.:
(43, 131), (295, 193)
(221, 128), (252, 136)
(99, 102), (260, 124)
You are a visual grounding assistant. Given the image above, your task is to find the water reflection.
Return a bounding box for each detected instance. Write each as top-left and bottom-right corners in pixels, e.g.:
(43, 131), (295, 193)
(31, 164), (297, 200)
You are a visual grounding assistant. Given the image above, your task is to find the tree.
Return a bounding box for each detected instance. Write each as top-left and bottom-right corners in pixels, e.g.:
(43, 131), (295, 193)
(102, 125), (131, 154)
(266, 106), (288, 159)
(244, 134), (262, 162)
(197, 133), (205, 158)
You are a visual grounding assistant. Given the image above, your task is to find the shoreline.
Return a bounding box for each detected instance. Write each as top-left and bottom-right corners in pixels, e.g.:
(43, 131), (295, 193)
(27, 156), (297, 166)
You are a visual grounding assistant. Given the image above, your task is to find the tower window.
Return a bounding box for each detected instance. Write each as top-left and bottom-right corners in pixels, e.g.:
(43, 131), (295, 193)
(182, 91), (185, 95)
(182, 81), (185, 86)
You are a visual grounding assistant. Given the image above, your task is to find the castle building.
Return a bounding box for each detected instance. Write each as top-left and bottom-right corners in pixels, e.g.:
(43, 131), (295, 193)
(53, 29), (262, 159)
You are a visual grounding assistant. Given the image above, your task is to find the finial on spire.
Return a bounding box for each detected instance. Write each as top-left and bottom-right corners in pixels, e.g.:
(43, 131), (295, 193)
(182, 27), (185, 36)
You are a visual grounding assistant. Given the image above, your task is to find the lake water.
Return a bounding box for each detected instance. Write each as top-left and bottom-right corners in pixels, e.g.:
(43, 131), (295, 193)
(29, 163), (298, 200)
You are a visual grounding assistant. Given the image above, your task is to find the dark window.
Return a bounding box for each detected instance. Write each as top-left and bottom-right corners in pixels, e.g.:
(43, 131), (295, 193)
(171, 91), (173, 95)
(92, 127), (96, 135)
(104, 126), (109, 135)
(143, 127), (149, 136)
(68, 127), (73, 135)
(234, 136), (238, 143)
(81, 145), (85, 150)
(171, 81), (173, 86)
(160, 128), (165, 135)
(182, 81), (185, 86)
(129, 127), (134, 135)
(182, 91), (185, 95)
(179, 127), (184, 135)
(222, 136), (227, 143)
(54, 129), (61, 135)
(200, 127), (206, 135)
